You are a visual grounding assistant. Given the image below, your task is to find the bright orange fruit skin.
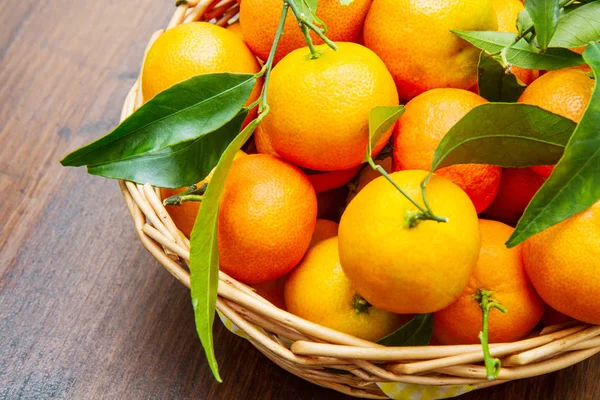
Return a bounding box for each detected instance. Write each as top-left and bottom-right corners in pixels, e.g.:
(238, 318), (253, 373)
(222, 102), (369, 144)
(339, 170), (481, 314)
(392, 88), (502, 214)
(218, 154), (317, 284)
(434, 219), (545, 344)
(261, 42), (399, 172)
(364, 0), (498, 100)
(142, 22), (261, 101)
(240, 0), (372, 63)
(485, 168), (545, 226)
(285, 237), (409, 341)
(523, 201), (600, 325)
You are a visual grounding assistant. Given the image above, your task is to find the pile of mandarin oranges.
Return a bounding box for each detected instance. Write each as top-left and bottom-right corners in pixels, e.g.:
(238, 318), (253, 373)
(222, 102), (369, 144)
(142, 0), (599, 345)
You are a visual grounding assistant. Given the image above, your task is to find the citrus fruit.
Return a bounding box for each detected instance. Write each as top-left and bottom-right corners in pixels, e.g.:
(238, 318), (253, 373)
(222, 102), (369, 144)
(523, 200), (600, 325)
(309, 219), (339, 248)
(285, 237), (409, 341)
(339, 170), (481, 314)
(392, 89), (502, 213)
(529, 165), (555, 179)
(161, 150), (247, 237)
(347, 156), (393, 203)
(485, 168), (545, 226)
(363, 0), (498, 99)
(142, 22), (261, 101)
(240, 0), (372, 63)
(490, 0), (539, 85)
(225, 22), (245, 41)
(518, 68), (594, 178)
(260, 42), (399, 171)
(218, 154), (317, 283)
(433, 219), (545, 344)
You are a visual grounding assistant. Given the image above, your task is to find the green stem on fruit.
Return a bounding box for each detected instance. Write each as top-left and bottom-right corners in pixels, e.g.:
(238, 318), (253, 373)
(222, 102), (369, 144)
(476, 289), (508, 381)
(286, 0), (337, 59)
(352, 294), (372, 314)
(366, 159), (447, 227)
(163, 182), (208, 206)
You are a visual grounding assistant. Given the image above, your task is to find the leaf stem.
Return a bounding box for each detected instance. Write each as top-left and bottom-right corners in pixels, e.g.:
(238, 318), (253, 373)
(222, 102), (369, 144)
(286, 0), (338, 59)
(476, 289), (508, 381)
(163, 182), (208, 206)
(259, 3), (289, 113)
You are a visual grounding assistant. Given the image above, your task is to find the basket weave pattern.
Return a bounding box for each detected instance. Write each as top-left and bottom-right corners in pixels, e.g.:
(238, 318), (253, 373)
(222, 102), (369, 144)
(118, 1), (600, 398)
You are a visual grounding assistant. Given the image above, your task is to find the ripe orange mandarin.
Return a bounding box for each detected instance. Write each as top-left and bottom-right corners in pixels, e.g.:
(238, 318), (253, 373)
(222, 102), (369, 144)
(434, 219), (545, 344)
(218, 154), (317, 284)
(260, 42), (399, 171)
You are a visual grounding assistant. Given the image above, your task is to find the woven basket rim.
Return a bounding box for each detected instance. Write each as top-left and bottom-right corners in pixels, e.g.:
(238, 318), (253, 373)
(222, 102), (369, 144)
(117, 1), (600, 398)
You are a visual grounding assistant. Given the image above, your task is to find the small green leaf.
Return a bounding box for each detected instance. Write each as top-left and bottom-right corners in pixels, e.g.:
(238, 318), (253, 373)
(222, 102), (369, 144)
(517, 9), (534, 37)
(453, 30), (585, 70)
(189, 118), (259, 382)
(431, 103), (576, 172)
(507, 42), (600, 247)
(87, 112), (247, 188)
(61, 73), (255, 167)
(365, 106), (404, 162)
(549, 2), (600, 48)
(524, 0), (560, 51)
(477, 52), (527, 102)
(377, 314), (433, 346)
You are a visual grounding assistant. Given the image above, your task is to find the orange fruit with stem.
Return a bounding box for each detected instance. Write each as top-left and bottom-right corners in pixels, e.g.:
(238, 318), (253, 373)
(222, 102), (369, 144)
(518, 68), (594, 178)
(523, 201), (600, 325)
(339, 170), (481, 314)
(260, 42), (399, 172)
(433, 219), (545, 344)
(285, 237), (409, 341)
(218, 154), (317, 284)
(392, 89), (502, 214)
(240, 0), (372, 63)
(363, 0), (498, 100)
(490, 0), (539, 85)
(142, 22), (261, 101)
(485, 168), (545, 226)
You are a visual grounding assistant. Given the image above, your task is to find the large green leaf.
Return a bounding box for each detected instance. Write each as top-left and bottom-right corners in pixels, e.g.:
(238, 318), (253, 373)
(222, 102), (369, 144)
(430, 103), (576, 172)
(61, 73), (255, 167)
(477, 52), (527, 102)
(377, 314), (433, 346)
(188, 119), (259, 382)
(87, 112), (247, 188)
(507, 42), (600, 247)
(524, 0), (560, 51)
(549, 2), (600, 48)
(453, 30), (585, 70)
(364, 106), (404, 162)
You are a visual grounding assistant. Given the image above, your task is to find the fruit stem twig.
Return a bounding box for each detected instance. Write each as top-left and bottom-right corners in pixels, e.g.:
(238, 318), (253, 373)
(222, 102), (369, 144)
(286, 0), (338, 59)
(366, 158), (448, 226)
(163, 182), (208, 206)
(258, 3), (290, 114)
(476, 289), (508, 381)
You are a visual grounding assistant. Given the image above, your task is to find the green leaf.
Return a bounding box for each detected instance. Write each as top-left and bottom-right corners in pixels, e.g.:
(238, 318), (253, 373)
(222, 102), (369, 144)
(61, 73), (255, 167)
(507, 42), (600, 247)
(430, 103), (576, 172)
(189, 118), (259, 382)
(477, 52), (527, 102)
(549, 2), (600, 48)
(365, 106), (404, 162)
(87, 112), (247, 188)
(453, 30), (585, 70)
(517, 9), (535, 37)
(377, 314), (433, 346)
(524, 0), (560, 51)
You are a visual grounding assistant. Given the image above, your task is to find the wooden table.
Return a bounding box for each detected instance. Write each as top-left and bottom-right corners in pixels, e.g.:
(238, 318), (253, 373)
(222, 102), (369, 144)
(1, 1), (598, 399)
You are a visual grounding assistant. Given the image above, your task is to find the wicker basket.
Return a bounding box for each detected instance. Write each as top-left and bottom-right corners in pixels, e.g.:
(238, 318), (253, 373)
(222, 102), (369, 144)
(118, 1), (600, 398)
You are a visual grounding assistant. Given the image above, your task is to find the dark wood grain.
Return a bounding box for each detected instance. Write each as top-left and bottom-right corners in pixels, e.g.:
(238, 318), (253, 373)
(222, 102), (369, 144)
(0, 1), (598, 399)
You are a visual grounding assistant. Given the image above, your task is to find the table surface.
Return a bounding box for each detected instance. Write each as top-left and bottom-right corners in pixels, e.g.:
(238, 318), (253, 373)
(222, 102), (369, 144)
(1, 1), (598, 399)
